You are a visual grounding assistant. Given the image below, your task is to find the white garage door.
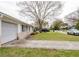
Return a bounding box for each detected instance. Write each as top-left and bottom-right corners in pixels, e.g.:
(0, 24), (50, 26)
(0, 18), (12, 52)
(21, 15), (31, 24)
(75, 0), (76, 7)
(1, 22), (18, 44)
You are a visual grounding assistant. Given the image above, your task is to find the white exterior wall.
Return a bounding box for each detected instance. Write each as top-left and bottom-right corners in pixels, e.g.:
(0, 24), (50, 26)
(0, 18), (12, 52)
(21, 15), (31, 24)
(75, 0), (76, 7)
(26, 26), (30, 32)
(0, 19), (1, 37)
(0, 19), (1, 47)
(18, 24), (22, 33)
(30, 26), (33, 32)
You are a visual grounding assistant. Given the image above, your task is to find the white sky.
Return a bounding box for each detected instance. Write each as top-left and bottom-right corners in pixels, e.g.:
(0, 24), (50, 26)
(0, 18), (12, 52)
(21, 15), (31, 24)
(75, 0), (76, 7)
(0, 0), (79, 24)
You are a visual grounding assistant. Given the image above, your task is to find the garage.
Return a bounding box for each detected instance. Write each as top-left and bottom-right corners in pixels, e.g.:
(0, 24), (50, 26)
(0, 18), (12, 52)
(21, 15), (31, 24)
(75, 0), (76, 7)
(1, 21), (18, 44)
(0, 12), (33, 45)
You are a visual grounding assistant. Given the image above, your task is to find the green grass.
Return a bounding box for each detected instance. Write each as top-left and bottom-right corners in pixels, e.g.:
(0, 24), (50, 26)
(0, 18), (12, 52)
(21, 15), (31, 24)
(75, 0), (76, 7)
(1, 48), (79, 57)
(32, 32), (79, 41)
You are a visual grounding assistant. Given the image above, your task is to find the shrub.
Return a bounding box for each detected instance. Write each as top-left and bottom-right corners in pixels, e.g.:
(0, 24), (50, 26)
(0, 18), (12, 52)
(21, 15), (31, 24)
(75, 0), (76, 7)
(75, 20), (79, 30)
(31, 32), (39, 35)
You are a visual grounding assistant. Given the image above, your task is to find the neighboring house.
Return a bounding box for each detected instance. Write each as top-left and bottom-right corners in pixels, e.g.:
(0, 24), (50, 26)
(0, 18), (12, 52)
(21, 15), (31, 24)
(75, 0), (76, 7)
(64, 9), (79, 26)
(0, 12), (33, 45)
(60, 23), (68, 30)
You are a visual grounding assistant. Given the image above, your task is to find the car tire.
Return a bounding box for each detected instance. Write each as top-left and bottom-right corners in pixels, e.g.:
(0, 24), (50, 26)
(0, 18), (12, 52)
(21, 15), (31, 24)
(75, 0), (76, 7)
(75, 33), (78, 36)
(73, 33), (76, 35)
(67, 32), (70, 35)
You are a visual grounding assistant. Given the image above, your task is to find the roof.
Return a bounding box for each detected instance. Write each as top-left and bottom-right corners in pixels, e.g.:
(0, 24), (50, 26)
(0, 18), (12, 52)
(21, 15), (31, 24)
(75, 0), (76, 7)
(0, 12), (33, 27)
(65, 9), (79, 19)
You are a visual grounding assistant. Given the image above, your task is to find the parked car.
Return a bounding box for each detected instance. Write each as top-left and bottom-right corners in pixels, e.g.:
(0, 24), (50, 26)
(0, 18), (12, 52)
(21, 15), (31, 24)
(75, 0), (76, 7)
(67, 29), (79, 35)
(40, 28), (50, 32)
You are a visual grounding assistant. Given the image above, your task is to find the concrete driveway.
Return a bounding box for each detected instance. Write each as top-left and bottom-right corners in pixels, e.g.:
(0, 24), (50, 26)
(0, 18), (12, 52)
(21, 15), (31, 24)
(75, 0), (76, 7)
(2, 39), (79, 50)
(55, 30), (67, 34)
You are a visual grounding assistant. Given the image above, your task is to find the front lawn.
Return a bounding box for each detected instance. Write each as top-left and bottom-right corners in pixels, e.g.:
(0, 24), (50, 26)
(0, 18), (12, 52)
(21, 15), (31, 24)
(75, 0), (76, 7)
(32, 32), (79, 41)
(1, 48), (79, 57)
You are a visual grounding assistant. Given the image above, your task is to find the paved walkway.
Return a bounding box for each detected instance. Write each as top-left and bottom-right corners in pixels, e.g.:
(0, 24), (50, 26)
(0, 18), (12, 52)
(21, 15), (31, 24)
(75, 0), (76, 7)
(2, 39), (79, 50)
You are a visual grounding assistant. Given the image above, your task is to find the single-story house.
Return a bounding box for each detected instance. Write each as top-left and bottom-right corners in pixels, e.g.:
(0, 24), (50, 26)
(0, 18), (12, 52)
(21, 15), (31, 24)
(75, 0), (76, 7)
(0, 12), (33, 45)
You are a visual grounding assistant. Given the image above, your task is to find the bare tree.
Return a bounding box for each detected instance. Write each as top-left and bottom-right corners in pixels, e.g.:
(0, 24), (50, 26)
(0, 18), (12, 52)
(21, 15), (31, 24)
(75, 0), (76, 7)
(34, 20), (48, 29)
(17, 1), (62, 30)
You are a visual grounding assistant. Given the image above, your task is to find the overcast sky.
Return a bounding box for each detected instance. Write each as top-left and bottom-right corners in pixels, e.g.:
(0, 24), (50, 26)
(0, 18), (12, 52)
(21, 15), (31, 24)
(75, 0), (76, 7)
(0, 0), (79, 24)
